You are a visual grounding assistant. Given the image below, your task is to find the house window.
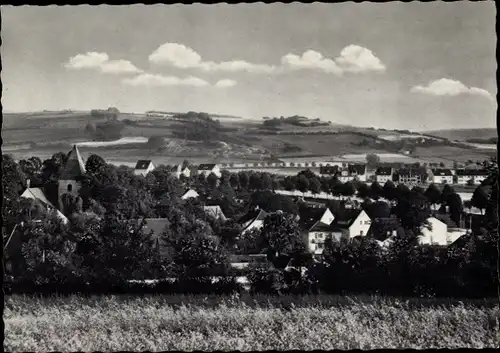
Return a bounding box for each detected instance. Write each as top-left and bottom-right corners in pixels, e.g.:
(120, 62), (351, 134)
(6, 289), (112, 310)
(67, 184), (73, 192)
(360, 230), (364, 236)
(360, 221), (363, 225)
(364, 221), (370, 225)
(317, 243), (324, 249)
(317, 233), (323, 239)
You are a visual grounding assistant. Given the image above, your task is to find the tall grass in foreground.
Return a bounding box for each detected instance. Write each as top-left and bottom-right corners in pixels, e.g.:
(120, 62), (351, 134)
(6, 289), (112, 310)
(5, 294), (499, 351)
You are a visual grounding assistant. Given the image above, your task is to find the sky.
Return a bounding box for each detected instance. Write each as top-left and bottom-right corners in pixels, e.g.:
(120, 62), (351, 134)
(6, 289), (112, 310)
(1, 3), (497, 130)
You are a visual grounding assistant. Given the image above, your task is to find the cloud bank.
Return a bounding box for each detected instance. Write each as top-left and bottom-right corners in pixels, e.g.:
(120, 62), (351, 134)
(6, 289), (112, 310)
(122, 73), (209, 87)
(411, 78), (493, 100)
(148, 42), (385, 75)
(64, 52), (143, 74)
(122, 74), (236, 88)
(149, 43), (276, 73)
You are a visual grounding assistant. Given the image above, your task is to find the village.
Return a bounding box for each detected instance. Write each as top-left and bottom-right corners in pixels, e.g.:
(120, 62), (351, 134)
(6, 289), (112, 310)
(8, 144), (496, 276)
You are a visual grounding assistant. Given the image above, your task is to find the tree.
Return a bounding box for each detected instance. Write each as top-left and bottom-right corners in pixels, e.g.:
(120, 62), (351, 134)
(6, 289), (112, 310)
(329, 177), (342, 196)
(369, 181), (384, 200)
(383, 180), (396, 200)
(229, 173), (240, 190)
(341, 181), (356, 197)
(441, 184), (455, 205)
(471, 185), (489, 215)
(60, 193), (83, 216)
(162, 218), (227, 279)
(309, 177), (321, 194)
(296, 175), (310, 193)
(261, 213), (304, 267)
(357, 183), (370, 199)
(147, 136), (165, 150)
(19, 157), (43, 185)
(85, 154), (107, 176)
(396, 189), (431, 234)
(448, 193), (463, 227)
(261, 173), (272, 190)
(424, 184), (441, 209)
(207, 173), (219, 190)
(366, 153), (380, 168)
(238, 172), (249, 190)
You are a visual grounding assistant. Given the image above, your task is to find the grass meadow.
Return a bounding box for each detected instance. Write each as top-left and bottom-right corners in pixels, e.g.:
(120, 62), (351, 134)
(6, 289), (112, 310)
(5, 294), (499, 351)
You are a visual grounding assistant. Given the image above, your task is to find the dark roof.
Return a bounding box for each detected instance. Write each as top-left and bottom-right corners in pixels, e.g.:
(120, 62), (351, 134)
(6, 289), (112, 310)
(330, 209), (362, 231)
(198, 164), (217, 170)
(375, 167), (393, 176)
(60, 145), (86, 179)
(309, 221), (334, 232)
(319, 166), (339, 175)
(348, 164), (366, 175)
(135, 160), (152, 170)
(431, 168), (453, 176)
(299, 207), (329, 230)
(434, 214), (458, 228)
(397, 168), (428, 176)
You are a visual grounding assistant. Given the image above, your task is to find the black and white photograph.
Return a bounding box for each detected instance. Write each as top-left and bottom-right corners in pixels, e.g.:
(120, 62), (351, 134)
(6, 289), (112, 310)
(2, 2), (498, 351)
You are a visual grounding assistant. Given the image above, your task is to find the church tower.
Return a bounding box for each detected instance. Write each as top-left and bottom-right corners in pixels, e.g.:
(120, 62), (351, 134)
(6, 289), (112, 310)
(58, 145), (86, 211)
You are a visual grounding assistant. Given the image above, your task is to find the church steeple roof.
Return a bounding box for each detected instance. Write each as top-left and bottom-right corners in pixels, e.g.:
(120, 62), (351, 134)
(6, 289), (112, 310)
(60, 145), (86, 179)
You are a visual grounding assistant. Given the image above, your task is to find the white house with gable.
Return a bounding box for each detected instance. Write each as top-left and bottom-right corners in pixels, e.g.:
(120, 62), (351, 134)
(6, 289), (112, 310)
(134, 160), (155, 176)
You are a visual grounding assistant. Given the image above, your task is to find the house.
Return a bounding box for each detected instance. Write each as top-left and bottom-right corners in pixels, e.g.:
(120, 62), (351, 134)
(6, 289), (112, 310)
(329, 209), (372, 241)
(396, 167), (429, 185)
(348, 164), (367, 182)
(418, 217), (449, 246)
(58, 145), (86, 212)
(134, 160), (155, 177)
(429, 168), (453, 184)
(319, 165), (339, 176)
(375, 167), (393, 184)
(238, 208), (269, 234)
(181, 189), (199, 200)
(298, 206), (335, 255)
(299, 207), (335, 228)
(339, 164), (366, 183)
(197, 164), (221, 178)
(21, 186), (69, 224)
(203, 205), (227, 222)
(166, 165), (191, 179)
(455, 169), (489, 185)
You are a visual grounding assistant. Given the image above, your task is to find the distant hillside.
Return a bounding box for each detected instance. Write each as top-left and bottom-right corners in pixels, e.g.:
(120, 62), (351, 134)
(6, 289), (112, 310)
(420, 128), (497, 142)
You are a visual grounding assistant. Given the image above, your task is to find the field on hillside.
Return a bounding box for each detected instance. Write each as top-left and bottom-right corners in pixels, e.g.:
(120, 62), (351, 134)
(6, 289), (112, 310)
(422, 128), (497, 142)
(5, 294), (498, 351)
(2, 111), (495, 166)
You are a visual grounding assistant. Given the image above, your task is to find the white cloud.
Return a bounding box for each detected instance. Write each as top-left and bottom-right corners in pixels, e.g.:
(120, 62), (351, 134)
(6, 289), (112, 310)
(335, 45), (386, 73)
(122, 73), (209, 87)
(280, 45), (385, 75)
(148, 42), (385, 76)
(411, 78), (493, 100)
(64, 52), (109, 69)
(100, 60), (143, 74)
(149, 42), (276, 73)
(64, 52), (142, 74)
(149, 43), (203, 68)
(281, 50), (343, 75)
(215, 79), (237, 88)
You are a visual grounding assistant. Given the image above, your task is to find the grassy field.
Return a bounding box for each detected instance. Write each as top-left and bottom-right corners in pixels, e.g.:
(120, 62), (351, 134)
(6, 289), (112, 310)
(2, 111), (496, 167)
(4, 294), (499, 351)
(421, 128), (497, 142)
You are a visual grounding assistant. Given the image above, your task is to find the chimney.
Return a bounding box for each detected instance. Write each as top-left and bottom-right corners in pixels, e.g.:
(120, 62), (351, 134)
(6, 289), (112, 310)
(26, 179), (31, 189)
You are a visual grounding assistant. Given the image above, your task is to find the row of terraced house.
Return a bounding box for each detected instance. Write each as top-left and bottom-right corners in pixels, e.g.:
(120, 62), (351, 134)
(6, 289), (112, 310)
(133, 159), (489, 186)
